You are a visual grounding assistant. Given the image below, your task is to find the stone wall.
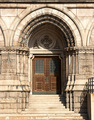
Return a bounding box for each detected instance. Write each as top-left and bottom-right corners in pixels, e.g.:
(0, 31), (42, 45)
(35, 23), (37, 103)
(65, 48), (94, 113)
(0, 92), (29, 113)
(0, 2), (93, 114)
(0, 48), (29, 113)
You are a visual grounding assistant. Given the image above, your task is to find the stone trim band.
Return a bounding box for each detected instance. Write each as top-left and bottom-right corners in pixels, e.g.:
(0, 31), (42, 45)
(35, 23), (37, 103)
(0, 0), (94, 3)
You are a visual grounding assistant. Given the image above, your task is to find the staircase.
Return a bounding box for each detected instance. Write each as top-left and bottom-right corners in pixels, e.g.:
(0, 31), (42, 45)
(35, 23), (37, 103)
(21, 94), (88, 120)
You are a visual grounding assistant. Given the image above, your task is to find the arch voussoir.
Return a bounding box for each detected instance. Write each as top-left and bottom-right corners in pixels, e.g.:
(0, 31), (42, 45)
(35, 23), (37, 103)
(13, 7), (82, 47)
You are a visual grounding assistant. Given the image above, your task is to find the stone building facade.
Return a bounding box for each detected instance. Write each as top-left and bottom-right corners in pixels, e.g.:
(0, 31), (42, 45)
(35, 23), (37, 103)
(0, 0), (94, 119)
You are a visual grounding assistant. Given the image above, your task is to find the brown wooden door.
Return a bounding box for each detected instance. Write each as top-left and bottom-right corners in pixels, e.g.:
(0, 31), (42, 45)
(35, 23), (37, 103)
(32, 56), (61, 94)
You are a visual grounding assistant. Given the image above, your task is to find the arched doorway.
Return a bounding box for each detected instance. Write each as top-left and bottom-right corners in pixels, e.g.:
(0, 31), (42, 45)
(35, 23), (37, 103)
(27, 21), (74, 94)
(19, 15), (75, 94)
(29, 23), (65, 94)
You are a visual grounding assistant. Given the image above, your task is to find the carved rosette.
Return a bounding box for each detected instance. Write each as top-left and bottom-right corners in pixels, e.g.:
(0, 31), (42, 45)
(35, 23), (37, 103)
(37, 35), (56, 49)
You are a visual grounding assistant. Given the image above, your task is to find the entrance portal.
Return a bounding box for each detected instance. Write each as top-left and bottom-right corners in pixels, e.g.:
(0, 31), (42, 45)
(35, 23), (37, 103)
(32, 56), (61, 94)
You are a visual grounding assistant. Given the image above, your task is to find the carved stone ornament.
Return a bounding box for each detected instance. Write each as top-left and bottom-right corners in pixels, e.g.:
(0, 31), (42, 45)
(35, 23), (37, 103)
(38, 35), (56, 49)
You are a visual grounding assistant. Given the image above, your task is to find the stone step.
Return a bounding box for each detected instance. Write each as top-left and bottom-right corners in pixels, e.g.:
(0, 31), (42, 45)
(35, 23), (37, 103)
(29, 99), (64, 101)
(23, 95), (87, 120)
(30, 95), (63, 96)
(29, 97), (64, 100)
(29, 97), (64, 99)
(28, 106), (66, 108)
(22, 110), (75, 114)
(27, 108), (69, 111)
(29, 100), (65, 103)
(28, 104), (66, 107)
(20, 113), (84, 119)
(29, 101), (65, 104)
(29, 95), (62, 97)
(28, 104), (66, 108)
(0, 115), (87, 120)
(29, 96), (64, 99)
(22, 116), (84, 119)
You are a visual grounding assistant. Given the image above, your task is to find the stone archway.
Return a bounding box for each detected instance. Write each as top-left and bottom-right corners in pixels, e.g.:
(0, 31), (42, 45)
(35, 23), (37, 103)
(16, 13), (78, 94)
(28, 22), (67, 94)
(12, 7), (82, 47)
(25, 20), (75, 94)
(12, 7), (81, 109)
(19, 15), (75, 48)
(28, 23), (67, 49)
(87, 25), (94, 46)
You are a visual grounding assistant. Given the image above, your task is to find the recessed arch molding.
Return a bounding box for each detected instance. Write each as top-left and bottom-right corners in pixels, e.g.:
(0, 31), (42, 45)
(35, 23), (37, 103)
(19, 15), (75, 48)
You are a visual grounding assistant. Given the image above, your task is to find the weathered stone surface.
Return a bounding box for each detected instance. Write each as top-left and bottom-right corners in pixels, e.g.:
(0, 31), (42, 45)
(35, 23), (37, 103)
(0, 1), (93, 120)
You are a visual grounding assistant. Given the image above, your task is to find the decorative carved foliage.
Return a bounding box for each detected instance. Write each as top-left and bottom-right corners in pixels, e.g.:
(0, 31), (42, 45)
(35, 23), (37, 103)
(35, 35), (56, 49)
(39, 35), (53, 49)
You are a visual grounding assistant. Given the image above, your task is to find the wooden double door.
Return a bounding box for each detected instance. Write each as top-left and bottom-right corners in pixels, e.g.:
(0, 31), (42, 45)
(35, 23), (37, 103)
(32, 56), (61, 94)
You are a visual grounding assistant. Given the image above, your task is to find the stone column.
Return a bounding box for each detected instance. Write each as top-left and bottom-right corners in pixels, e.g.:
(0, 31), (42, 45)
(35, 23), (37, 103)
(76, 51), (79, 74)
(66, 92), (69, 109)
(70, 92), (72, 111)
(23, 51), (26, 74)
(69, 53), (73, 74)
(66, 53), (69, 78)
(28, 54), (33, 94)
(93, 52), (94, 75)
(74, 53), (76, 74)
(25, 52), (28, 74)
(72, 53), (74, 74)
(21, 51), (24, 74)
(0, 52), (1, 74)
(16, 50), (20, 74)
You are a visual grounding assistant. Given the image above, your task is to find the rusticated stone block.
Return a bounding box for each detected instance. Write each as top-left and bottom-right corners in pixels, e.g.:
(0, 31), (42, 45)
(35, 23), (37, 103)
(0, 104), (4, 109)
(0, 92), (6, 98)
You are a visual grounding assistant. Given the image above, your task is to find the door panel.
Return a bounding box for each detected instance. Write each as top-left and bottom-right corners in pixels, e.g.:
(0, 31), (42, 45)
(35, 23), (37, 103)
(51, 76), (57, 90)
(32, 56), (61, 94)
(34, 76), (45, 91)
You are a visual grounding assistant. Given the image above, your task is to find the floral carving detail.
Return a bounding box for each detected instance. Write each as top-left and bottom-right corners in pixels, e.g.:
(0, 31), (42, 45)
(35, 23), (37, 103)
(38, 35), (56, 49)
(41, 35), (52, 49)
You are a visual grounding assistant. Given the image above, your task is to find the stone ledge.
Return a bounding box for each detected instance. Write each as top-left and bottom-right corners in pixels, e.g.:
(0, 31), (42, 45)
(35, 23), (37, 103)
(0, 98), (16, 103)
(0, 0), (94, 3)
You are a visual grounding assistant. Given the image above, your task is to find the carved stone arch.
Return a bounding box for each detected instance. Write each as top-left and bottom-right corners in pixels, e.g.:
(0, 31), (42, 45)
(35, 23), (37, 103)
(87, 20), (94, 46)
(0, 26), (5, 47)
(0, 18), (8, 46)
(28, 23), (66, 49)
(13, 7), (82, 47)
(19, 15), (75, 48)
